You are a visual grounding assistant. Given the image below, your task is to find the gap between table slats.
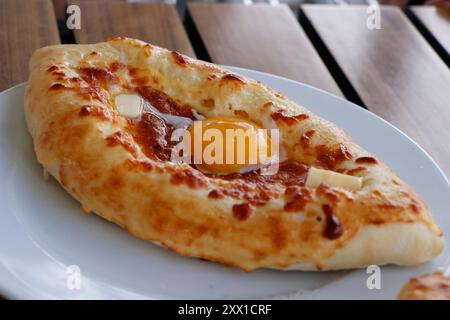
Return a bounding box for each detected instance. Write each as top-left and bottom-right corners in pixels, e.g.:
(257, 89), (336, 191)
(406, 6), (450, 67)
(72, 1), (195, 57)
(302, 4), (450, 177)
(187, 3), (343, 97)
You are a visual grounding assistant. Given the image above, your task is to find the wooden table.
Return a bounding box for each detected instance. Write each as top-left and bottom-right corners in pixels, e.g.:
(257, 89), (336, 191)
(1, 0), (450, 300)
(1, 0), (449, 174)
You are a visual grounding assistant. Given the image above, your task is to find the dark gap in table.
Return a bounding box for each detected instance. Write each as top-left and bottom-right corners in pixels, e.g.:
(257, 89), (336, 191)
(404, 8), (450, 68)
(297, 7), (367, 109)
(53, 2), (76, 44)
(183, 9), (212, 62)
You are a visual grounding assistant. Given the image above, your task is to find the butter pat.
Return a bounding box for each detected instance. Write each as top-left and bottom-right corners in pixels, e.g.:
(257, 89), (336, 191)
(115, 94), (143, 118)
(306, 167), (362, 190)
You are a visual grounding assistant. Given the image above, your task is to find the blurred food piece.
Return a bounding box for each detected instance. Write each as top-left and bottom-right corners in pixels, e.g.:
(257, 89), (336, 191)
(398, 271), (450, 300)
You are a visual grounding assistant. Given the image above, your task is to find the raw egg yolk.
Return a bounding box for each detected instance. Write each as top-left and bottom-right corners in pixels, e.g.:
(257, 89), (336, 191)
(187, 117), (272, 175)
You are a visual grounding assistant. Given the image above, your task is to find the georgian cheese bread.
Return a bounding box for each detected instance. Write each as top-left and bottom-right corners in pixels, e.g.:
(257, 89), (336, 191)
(25, 38), (444, 271)
(398, 272), (450, 300)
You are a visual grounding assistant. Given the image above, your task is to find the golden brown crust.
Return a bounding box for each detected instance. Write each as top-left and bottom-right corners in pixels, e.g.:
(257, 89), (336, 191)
(398, 272), (450, 300)
(25, 38), (444, 271)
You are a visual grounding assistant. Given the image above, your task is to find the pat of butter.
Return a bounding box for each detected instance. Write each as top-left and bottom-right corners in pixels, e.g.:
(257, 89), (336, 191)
(115, 94), (143, 118)
(306, 167), (362, 190)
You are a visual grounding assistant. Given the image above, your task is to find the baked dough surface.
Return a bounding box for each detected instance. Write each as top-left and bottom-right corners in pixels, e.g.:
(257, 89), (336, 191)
(398, 272), (450, 300)
(25, 38), (444, 271)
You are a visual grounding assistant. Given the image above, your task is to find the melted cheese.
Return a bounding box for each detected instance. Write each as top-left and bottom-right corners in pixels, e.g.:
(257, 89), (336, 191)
(306, 167), (362, 190)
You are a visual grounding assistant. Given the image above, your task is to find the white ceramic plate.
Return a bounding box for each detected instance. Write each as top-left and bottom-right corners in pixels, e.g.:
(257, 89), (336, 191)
(0, 67), (449, 299)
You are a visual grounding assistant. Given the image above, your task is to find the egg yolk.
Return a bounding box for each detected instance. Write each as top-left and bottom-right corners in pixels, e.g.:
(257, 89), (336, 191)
(187, 117), (272, 175)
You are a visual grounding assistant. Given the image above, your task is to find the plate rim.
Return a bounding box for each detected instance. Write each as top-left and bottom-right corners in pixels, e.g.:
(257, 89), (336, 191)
(0, 67), (449, 299)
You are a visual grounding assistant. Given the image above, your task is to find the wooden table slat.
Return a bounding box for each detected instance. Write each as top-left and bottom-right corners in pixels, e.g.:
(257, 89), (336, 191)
(302, 5), (450, 176)
(410, 5), (450, 55)
(0, 0), (60, 91)
(188, 3), (342, 97)
(52, 0), (125, 21)
(73, 1), (195, 57)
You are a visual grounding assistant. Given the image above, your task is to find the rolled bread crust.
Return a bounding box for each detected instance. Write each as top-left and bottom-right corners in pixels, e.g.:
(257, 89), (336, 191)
(25, 38), (444, 271)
